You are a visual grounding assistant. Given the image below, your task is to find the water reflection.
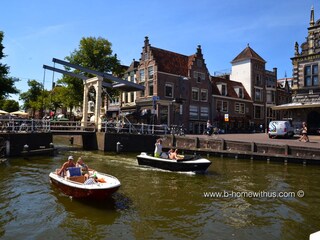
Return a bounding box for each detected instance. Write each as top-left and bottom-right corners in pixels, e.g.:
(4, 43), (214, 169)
(1, 149), (320, 239)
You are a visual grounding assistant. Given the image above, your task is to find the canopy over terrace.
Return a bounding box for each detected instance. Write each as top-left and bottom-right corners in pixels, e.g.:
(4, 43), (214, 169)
(271, 102), (320, 110)
(43, 58), (144, 130)
(0, 110), (8, 115)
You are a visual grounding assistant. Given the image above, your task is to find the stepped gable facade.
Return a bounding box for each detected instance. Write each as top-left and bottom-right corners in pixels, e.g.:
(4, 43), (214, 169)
(135, 36), (212, 133)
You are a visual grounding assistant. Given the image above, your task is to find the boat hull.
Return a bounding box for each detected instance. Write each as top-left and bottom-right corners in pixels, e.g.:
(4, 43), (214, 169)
(49, 172), (120, 200)
(137, 154), (211, 172)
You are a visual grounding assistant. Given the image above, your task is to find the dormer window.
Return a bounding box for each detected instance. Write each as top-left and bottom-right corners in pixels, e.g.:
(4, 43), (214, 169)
(217, 83), (227, 96)
(235, 87), (244, 98)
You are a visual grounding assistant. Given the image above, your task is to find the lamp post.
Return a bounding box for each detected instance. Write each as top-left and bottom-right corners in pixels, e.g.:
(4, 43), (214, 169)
(177, 76), (188, 127)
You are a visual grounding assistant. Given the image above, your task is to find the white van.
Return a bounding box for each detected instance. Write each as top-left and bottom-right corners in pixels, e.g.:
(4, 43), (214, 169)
(268, 121), (294, 138)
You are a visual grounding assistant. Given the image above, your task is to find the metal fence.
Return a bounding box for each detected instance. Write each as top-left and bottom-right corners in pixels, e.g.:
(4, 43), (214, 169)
(0, 118), (169, 135)
(101, 122), (169, 135)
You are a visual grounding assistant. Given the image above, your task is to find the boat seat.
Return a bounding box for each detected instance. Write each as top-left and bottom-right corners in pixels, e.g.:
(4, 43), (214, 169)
(68, 175), (86, 183)
(67, 167), (82, 177)
(160, 152), (168, 159)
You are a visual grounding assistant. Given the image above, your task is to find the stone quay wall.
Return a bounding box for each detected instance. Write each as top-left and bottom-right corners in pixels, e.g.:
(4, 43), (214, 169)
(162, 135), (320, 164)
(0, 132), (53, 157)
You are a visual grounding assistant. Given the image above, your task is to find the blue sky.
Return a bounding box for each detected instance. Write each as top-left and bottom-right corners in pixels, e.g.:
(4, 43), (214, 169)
(1, 0), (318, 103)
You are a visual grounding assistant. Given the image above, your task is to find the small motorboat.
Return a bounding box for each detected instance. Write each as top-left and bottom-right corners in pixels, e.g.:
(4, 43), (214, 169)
(49, 168), (121, 200)
(136, 152), (212, 172)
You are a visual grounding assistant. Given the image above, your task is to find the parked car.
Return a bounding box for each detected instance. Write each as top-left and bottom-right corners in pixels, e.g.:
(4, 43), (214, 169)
(268, 121), (294, 138)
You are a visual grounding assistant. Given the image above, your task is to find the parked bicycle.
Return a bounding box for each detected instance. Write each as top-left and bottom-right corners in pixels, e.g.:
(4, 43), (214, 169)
(169, 125), (186, 136)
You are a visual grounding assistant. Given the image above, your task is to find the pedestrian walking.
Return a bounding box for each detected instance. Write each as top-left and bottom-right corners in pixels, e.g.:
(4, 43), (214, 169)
(298, 122), (309, 142)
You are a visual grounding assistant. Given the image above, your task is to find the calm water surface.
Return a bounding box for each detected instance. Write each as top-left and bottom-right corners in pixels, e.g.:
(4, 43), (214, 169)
(0, 145), (319, 240)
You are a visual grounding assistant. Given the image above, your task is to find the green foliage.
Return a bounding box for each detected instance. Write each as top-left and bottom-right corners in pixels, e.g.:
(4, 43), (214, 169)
(20, 79), (44, 114)
(0, 99), (19, 112)
(57, 36), (122, 111)
(0, 31), (19, 100)
(51, 85), (78, 110)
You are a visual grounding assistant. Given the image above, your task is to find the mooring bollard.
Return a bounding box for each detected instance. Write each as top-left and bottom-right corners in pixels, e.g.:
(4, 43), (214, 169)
(69, 137), (74, 145)
(116, 142), (123, 153)
(23, 144), (29, 152)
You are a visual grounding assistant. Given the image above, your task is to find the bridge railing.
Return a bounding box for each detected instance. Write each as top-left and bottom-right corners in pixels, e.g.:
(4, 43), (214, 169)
(0, 118), (50, 133)
(101, 122), (169, 135)
(49, 120), (95, 132)
(0, 118), (169, 135)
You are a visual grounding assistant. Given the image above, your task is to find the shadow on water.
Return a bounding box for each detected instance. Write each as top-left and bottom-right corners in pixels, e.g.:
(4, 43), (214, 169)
(50, 184), (134, 224)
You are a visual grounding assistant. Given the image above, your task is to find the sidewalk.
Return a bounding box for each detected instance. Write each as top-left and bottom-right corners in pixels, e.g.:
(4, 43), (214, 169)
(192, 133), (320, 149)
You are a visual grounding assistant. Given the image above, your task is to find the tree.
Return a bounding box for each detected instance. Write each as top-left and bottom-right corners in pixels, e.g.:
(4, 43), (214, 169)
(50, 85), (78, 115)
(0, 31), (19, 100)
(58, 36), (122, 112)
(20, 80), (43, 116)
(0, 99), (19, 112)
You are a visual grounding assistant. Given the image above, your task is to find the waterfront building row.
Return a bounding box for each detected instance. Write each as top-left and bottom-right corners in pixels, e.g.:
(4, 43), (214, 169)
(113, 37), (290, 134)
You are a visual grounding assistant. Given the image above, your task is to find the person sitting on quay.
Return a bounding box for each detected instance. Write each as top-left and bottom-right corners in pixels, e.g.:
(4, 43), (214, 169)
(57, 155), (75, 177)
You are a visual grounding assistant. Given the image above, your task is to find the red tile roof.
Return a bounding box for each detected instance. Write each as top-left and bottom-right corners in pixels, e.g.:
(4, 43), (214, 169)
(150, 46), (189, 76)
(231, 45), (266, 63)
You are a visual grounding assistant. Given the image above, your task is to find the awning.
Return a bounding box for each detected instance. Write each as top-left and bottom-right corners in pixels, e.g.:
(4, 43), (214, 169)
(119, 111), (134, 116)
(272, 102), (320, 110)
(0, 110), (8, 115)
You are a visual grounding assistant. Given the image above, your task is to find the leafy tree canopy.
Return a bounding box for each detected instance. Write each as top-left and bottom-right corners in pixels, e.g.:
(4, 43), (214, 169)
(0, 99), (19, 112)
(57, 36), (122, 109)
(0, 31), (19, 100)
(20, 79), (43, 112)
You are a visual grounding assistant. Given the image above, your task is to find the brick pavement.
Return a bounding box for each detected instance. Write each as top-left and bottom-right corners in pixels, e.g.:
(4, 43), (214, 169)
(192, 133), (320, 149)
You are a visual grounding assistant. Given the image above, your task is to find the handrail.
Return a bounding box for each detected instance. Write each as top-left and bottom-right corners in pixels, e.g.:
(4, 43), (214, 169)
(0, 118), (169, 135)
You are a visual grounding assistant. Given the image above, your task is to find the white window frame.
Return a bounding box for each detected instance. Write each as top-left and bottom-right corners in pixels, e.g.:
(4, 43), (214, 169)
(200, 89), (208, 102)
(139, 69), (145, 82)
(255, 87), (263, 101)
(235, 102), (245, 114)
(189, 105), (199, 120)
(148, 66), (154, 79)
(192, 87), (199, 101)
(217, 100), (228, 112)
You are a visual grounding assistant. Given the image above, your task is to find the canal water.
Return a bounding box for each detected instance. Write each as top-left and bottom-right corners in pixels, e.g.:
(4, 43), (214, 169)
(0, 145), (319, 240)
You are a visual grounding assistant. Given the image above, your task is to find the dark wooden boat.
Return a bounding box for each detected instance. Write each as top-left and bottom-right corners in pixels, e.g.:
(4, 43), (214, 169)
(136, 152), (212, 172)
(49, 170), (121, 200)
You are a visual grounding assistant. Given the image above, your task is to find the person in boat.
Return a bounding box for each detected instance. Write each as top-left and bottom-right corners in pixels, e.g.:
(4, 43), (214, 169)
(154, 138), (163, 157)
(57, 155), (76, 177)
(83, 173), (106, 184)
(168, 149), (184, 160)
(76, 156), (92, 180)
(84, 175), (98, 185)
